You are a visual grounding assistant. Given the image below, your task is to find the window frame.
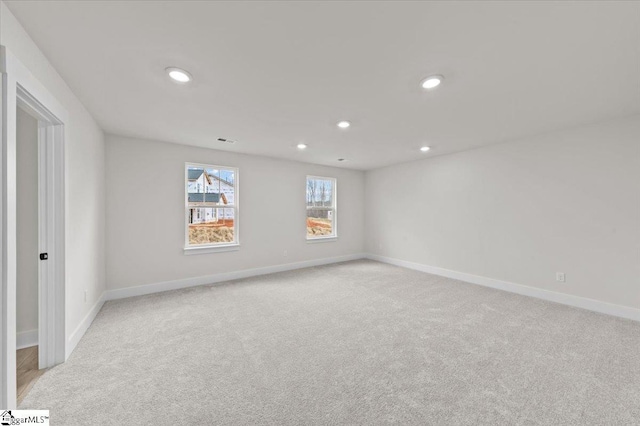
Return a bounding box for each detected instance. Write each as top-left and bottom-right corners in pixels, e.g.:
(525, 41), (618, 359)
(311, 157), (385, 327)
(184, 162), (240, 254)
(306, 175), (337, 242)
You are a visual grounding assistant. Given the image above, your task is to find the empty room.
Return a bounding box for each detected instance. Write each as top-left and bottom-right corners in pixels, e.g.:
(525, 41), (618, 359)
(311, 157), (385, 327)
(0, 1), (639, 424)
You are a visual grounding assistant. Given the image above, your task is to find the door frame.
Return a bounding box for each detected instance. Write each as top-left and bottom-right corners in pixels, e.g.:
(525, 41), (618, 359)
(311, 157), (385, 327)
(1, 46), (67, 409)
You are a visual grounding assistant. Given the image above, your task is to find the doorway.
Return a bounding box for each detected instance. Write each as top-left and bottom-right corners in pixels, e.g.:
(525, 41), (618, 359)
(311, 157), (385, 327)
(15, 107), (46, 404)
(1, 47), (67, 409)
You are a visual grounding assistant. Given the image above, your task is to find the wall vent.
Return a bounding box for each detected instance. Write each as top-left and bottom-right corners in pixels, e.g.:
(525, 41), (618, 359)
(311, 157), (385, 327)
(217, 138), (236, 144)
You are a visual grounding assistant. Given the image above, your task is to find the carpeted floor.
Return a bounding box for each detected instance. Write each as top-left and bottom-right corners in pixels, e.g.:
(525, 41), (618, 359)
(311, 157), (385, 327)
(20, 260), (640, 425)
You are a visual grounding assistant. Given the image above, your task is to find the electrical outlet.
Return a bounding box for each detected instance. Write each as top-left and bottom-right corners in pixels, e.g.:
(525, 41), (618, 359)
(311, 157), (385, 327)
(283, 250), (288, 257)
(556, 272), (566, 283)
(84, 290), (88, 303)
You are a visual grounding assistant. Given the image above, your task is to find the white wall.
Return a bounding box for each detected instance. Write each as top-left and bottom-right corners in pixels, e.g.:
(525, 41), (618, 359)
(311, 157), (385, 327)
(16, 108), (38, 337)
(106, 135), (364, 291)
(1, 2), (106, 345)
(366, 116), (640, 311)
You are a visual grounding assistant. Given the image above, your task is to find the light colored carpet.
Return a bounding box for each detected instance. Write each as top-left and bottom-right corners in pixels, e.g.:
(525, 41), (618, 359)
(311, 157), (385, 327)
(20, 260), (640, 425)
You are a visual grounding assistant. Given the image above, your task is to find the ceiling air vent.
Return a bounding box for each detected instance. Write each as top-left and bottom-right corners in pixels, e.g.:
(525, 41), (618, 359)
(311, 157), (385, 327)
(217, 138), (236, 144)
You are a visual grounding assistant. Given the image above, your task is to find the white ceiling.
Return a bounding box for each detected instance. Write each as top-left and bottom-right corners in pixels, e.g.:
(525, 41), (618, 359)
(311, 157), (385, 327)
(6, 1), (640, 170)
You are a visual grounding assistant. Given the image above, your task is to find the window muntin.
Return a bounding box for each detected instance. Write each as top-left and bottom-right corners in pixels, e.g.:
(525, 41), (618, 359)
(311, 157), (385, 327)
(186, 164), (238, 248)
(306, 176), (336, 239)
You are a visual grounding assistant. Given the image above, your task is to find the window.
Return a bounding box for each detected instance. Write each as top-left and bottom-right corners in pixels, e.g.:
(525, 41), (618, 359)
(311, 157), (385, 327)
(306, 176), (336, 240)
(185, 164), (238, 250)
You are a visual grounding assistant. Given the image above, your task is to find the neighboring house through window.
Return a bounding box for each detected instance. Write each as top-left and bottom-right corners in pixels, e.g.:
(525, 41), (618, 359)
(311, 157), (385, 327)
(186, 164), (238, 249)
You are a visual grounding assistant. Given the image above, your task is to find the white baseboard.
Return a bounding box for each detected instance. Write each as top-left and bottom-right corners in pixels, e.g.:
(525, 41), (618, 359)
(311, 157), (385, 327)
(367, 254), (640, 322)
(16, 329), (38, 350)
(66, 292), (106, 359)
(106, 253), (367, 301)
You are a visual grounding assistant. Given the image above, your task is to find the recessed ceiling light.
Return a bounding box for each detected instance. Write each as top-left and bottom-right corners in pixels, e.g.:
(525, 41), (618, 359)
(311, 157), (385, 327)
(166, 67), (192, 83)
(421, 75), (443, 89)
(337, 121), (351, 129)
(420, 146), (431, 152)
(297, 143), (307, 150)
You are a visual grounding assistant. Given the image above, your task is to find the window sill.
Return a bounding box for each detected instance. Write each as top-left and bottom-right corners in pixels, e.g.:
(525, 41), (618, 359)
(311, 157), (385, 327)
(306, 236), (338, 243)
(184, 243), (240, 255)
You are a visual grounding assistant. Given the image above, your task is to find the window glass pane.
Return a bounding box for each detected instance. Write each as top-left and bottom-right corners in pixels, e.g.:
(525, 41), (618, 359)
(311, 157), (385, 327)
(186, 164), (237, 247)
(306, 178), (333, 208)
(188, 207), (235, 245)
(206, 168), (235, 206)
(306, 176), (336, 239)
(307, 208), (333, 237)
(187, 167), (205, 194)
